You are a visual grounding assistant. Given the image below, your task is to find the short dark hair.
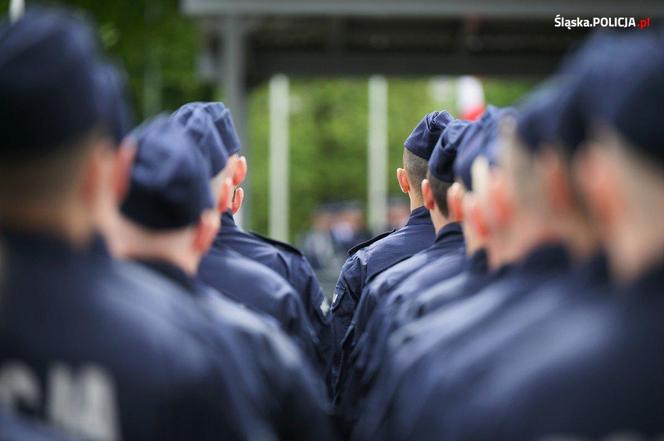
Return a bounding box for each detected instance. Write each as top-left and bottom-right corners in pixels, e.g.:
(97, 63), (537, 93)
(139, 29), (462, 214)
(0, 129), (103, 211)
(427, 170), (452, 217)
(403, 149), (429, 198)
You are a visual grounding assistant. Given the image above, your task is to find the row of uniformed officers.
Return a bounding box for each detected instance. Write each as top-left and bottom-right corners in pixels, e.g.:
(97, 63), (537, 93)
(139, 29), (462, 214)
(0, 7), (663, 441)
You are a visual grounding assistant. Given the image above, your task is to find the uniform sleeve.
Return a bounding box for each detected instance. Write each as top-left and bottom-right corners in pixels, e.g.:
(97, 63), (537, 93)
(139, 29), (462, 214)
(330, 254), (365, 387)
(290, 255), (334, 376)
(258, 324), (341, 441)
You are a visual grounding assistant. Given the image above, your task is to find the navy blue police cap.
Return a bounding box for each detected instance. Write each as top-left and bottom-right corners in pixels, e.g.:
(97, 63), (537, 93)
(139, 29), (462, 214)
(428, 119), (471, 183)
(485, 107), (517, 165)
(199, 102), (242, 156)
(404, 110), (454, 160)
(173, 102), (241, 156)
(593, 33), (664, 166)
(453, 106), (500, 190)
(93, 61), (134, 145)
(0, 9), (106, 159)
(517, 32), (655, 157)
(171, 105), (229, 177)
(121, 116), (214, 230)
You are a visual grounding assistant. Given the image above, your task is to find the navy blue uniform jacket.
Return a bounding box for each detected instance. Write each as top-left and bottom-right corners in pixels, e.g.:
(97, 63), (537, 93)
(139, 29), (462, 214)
(0, 230), (267, 441)
(198, 240), (322, 369)
(218, 211), (332, 374)
(447, 258), (663, 441)
(330, 206), (434, 383)
(334, 223), (465, 431)
(139, 260), (338, 441)
(353, 244), (572, 441)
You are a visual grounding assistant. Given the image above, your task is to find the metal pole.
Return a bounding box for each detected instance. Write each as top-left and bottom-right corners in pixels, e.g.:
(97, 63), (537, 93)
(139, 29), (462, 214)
(367, 75), (388, 234)
(9, 0), (24, 22)
(221, 16), (249, 228)
(268, 74), (290, 241)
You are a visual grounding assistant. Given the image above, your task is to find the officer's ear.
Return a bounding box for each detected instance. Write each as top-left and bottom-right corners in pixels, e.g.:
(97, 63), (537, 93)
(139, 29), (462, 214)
(231, 186), (244, 214)
(421, 179), (435, 210)
(216, 177), (233, 213)
(538, 148), (573, 213)
(194, 209), (220, 253)
(112, 138), (137, 204)
(488, 170), (513, 229)
(466, 193), (490, 239)
(447, 182), (465, 222)
(575, 142), (622, 233)
(397, 168), (410, 194)
(232, 155), (247, 187)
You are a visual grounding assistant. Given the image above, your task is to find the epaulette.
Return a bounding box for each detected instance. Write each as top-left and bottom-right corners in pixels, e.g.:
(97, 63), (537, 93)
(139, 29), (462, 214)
(347, 229), (396, 257)
(249, 231), (303, 256)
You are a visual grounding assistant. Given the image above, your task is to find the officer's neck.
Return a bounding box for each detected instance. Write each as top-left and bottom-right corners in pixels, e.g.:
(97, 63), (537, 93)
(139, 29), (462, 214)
(430, 208), (451, 235)
(408, 192), (424, 212)
(461, 222), (484, 257)
(488, 211), (563, 270)
(0, 197), (95, 249)
(112, 218), (200, 276)
(607, 212), (664, 283)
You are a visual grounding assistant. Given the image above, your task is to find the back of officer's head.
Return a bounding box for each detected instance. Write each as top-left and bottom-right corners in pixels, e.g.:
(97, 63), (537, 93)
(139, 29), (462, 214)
(424, 119), (470, 221)
(401, 111), (453, 201)
(0, 10), (129, 226)
(576, 33), (664, 280)
(117, 117), (218, 271)
(171, 104), (240, 209)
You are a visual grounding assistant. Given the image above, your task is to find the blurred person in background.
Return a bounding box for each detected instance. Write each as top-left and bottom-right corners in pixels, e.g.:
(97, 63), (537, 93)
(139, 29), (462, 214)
(387, 197), (411, 230)
(329, 111), (450, 387)
(173, 102), (334, 381)
(112, 116), (338, 441)
(302, 204), (337, 272)
(330, 201), (371, 253)
(0, 10), (263, 441)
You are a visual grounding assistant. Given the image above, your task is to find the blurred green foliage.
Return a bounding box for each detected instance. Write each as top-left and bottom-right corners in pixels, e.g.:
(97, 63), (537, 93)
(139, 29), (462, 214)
(2, 0), (537, 240)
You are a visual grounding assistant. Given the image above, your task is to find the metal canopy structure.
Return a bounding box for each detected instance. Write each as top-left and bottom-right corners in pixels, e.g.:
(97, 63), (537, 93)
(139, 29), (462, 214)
(181, 0), (663, 234)
(183, 0), (664, 17)
(184, 0), (664, 82)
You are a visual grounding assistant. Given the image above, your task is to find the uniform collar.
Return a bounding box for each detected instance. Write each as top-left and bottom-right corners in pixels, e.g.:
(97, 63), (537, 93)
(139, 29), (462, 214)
(434, 222), (463, 244)
(467, 248), (489, 274)
(135, 258), (198, 294)
(515, 242), (571, 274)
(405, 206), (431, 227)
(0, 227), (110, 261)
(621, 259), (664, 299)
(220, 210), (239, 230)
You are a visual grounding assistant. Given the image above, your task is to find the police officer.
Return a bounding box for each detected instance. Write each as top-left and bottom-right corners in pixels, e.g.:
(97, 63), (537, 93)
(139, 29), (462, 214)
(333, 118), (469, 432)
(0, 10), (267, 441)
(447, 30), (664, 441)
(353, 88), (608, 438)
(330, 111), (450, 384)
(112, 116), (338, 441)
(173, 102), (334, 377)
(171, 105), (325, 374)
